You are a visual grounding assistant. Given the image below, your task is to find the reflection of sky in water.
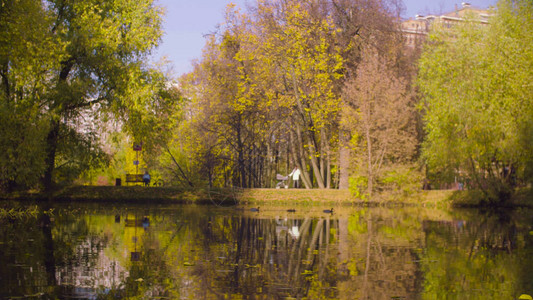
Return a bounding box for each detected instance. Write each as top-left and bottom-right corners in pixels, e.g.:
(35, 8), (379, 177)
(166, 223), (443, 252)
(55, 239), (128, 298)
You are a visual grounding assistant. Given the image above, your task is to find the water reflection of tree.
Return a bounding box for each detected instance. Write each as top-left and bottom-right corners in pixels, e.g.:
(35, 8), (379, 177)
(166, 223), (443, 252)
(54, 212), (131, 298)
(0, 205), (102, 299)
(0, 215), (56, 298)
(5, 205), (531, 299)
(338, 209), (425, 299)
(421, 210), (533, 299)
(184, 214), (340, 299)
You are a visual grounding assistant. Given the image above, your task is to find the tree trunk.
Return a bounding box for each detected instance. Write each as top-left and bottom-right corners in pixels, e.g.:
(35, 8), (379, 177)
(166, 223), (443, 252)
(293, 127), (312, 188)
(43, 120), (60, 191)
(323, 130), (332, 189)
(39, 208), (57, 287)
(365, 122), (373, 196)
(306, 130), (326, 188)
(305, 125), (325, 188)
(326, 154), (331, 189)
(266, 144), (270, 188)
(338, 129), (350, 189)
(320, 131), (326, 185)
(236, 119), (246, 188)
(42, 58), (73, 191)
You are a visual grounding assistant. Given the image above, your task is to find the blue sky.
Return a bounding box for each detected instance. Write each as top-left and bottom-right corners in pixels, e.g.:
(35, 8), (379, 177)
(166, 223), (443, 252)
(152, 0), (498, 77)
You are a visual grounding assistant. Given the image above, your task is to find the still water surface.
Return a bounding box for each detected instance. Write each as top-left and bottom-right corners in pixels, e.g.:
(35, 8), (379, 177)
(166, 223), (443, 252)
(1, 203), (532, 299)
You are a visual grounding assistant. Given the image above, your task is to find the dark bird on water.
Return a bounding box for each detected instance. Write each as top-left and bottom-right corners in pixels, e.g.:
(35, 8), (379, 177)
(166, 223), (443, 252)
(250, 207), (260, 212)
(323, 208), (334, 214)
(287, 209), (296, 213)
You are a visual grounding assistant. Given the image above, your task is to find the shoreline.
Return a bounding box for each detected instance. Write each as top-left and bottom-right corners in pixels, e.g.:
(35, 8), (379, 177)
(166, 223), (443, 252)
(1, 185), (532, 208)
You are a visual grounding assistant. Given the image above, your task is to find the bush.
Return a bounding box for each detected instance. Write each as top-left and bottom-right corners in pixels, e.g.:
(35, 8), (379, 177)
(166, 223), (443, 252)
(349, 175), (368, 201)
(378, 164), (423, 198)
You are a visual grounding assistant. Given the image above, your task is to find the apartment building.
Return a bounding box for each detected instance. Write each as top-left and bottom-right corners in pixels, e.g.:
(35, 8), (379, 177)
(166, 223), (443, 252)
(402, 2), (494, 48)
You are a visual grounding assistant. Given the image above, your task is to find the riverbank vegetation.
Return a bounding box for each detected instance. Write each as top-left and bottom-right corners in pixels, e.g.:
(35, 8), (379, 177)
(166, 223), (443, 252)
(2, 186), (532, 209)
(1, 0), (531, 205)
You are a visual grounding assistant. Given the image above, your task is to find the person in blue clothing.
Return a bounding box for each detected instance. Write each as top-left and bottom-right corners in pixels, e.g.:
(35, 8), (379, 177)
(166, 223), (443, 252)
(143, 171), (151, 186)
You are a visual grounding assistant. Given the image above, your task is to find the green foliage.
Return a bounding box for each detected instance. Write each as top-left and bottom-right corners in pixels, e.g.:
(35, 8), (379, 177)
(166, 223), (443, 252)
(0, 0), (169, 191)
(420, 212), (532, 299)
(378, 165), (423, 198)
(348, 165), (422, 200)
(349, 175), (368, 201)
(417, 0), (533, 203)
(0, 106), (49, 190)
(348, 209), (368, 234)
(55, 125), (110, 185)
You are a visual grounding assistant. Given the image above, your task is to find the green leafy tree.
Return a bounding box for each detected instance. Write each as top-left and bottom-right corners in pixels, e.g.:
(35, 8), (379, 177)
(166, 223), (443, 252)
(0, 0), (62, 190)
(418, 0), (533, 202)
(0, 0), (167, 191)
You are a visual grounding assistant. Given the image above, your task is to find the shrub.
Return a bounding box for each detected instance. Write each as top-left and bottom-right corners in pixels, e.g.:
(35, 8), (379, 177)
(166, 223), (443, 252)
(349, 175), (368, 201)
(378, 164), (423, 198)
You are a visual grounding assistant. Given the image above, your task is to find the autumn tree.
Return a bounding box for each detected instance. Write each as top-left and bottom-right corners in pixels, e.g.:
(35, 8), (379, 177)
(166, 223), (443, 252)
(342, 47), (416, 196)
(176, 5), (272, 188)
(327, 0), (410, 189)
(250, 0), (345, 189)
(177, 0), (413, 190)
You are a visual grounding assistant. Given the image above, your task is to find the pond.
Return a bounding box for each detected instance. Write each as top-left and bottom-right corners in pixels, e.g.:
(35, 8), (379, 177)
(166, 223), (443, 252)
(0, 203), (532, 299)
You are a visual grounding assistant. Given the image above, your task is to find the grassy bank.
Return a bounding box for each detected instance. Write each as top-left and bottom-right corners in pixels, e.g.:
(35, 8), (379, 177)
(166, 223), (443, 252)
(448, 188), (533, 208)
(1, 186), (208, 204)
(0, 186), (355, 205)
(0, 185), (452, 207)
(1, 185), (531, 208)
(238, 188), (457, 208)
